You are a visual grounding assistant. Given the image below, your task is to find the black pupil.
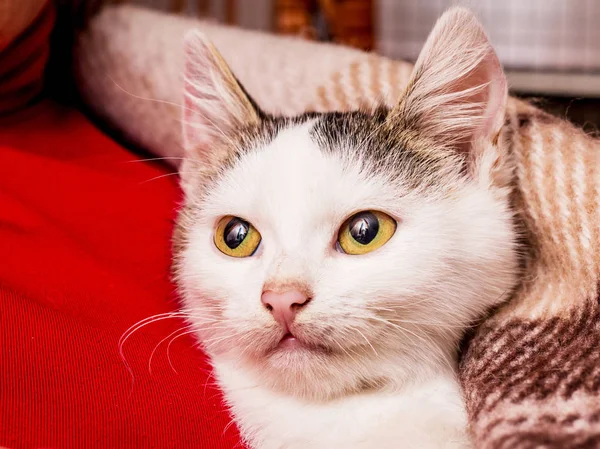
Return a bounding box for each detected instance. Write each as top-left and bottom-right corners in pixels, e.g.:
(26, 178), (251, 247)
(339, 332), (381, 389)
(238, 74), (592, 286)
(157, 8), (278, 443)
(349, 212), (379, 245)
(224, 218), (249, 249)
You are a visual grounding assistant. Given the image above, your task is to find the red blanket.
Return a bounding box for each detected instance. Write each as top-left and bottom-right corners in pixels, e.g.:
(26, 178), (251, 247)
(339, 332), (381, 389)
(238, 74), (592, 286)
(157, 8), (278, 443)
(0, 103), (241, 448)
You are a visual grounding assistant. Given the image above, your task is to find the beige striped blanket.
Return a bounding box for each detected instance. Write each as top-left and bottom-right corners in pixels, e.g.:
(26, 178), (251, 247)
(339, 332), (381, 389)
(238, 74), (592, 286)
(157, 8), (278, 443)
(74, 5), (600, 448)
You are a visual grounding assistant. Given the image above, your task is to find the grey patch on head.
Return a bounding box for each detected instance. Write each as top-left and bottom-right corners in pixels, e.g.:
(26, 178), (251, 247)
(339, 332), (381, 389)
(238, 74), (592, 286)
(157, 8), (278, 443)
(309, 109), (465, 191)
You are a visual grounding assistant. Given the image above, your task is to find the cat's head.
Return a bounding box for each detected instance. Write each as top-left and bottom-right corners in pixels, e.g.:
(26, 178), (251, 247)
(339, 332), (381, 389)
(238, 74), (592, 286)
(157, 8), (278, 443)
(174, 7), (519, 400)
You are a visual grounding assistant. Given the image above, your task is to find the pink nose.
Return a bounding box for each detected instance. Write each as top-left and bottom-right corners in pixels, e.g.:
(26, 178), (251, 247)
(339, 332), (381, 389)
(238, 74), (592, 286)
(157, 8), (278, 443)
(261, 290), (310, 328)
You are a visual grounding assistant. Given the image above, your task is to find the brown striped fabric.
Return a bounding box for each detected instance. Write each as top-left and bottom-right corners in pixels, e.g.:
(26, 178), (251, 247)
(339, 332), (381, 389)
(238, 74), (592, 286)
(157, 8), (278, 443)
(458, 100), (600, 448)
(75, 6), (600, 447)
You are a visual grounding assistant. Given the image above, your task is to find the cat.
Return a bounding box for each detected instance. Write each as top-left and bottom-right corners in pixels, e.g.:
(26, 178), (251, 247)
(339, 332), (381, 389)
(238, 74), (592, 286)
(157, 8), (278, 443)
(173, 7), (520, 449)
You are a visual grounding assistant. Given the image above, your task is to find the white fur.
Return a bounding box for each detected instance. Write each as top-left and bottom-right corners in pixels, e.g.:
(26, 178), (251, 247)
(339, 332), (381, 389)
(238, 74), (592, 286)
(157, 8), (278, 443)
(214, 355), (469, 449)
(177, 7), (519, 449)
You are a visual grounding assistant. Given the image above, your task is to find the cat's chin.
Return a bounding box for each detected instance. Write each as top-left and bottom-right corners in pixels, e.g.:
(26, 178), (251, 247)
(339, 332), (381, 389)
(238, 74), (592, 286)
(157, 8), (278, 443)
(236, 334), (384, 401)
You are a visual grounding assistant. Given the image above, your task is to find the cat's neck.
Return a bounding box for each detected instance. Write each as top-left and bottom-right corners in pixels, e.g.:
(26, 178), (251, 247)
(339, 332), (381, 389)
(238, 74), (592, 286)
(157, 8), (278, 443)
(213, 356), (468, 449)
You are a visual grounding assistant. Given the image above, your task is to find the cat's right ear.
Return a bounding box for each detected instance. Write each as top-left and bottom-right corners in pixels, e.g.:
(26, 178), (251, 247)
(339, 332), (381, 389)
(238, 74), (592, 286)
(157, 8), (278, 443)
(182, 30), (261, 166)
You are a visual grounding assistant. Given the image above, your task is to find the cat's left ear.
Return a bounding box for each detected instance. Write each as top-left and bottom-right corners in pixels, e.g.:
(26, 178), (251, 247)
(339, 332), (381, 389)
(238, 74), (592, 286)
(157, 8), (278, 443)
(389, 7), (507, 157)
(182, 30), (261, 163)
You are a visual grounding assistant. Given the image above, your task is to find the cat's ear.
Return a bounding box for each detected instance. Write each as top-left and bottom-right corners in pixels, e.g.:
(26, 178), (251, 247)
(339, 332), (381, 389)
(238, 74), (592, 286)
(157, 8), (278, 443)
(182, 30), (261, 161)
(389, 7), (507, 155)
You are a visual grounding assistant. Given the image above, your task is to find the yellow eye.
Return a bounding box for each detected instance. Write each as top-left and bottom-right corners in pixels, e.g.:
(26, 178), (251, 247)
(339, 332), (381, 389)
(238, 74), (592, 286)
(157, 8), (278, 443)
(214, 216), (261, 258)
(337, 211), (396, 255)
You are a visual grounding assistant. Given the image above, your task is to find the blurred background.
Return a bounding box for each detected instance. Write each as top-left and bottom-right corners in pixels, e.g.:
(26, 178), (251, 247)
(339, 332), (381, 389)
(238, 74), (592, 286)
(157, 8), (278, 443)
(104, 0), (600, 131)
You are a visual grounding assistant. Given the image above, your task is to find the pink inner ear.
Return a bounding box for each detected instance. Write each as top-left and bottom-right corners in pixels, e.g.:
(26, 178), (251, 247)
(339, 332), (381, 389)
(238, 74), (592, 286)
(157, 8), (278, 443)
(478, 53), (507, 141)
(181, 32), (215, 154)
(182, 96), (215, 155)
(450, 48), (507, 147)
(182, 81), (207, 153)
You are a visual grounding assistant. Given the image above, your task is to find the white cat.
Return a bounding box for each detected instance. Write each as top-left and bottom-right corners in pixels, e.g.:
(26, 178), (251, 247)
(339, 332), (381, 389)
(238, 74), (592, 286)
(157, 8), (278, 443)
(174, 7), (519, 449)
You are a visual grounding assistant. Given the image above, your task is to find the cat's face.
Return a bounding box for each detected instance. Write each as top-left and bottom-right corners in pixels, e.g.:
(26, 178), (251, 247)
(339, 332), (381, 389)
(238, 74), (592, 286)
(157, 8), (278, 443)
(174, 9), (520, 400)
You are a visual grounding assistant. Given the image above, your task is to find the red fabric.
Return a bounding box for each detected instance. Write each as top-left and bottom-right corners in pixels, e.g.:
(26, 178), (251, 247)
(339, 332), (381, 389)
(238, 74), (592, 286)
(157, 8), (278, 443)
(0, 3), (54, 115)
(0, 102), (242, 448)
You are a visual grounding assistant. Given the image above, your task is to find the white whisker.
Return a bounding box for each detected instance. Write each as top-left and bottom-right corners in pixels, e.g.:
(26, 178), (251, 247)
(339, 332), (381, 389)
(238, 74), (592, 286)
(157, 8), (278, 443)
(148, 326), (191, 375)
(118, 311), (189, 393)
(166, 329), (198, 374)
(351, 328), (378, 357)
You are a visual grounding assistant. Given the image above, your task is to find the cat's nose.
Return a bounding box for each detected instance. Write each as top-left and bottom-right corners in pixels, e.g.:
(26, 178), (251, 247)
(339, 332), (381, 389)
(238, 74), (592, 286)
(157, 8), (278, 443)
(261, 290), (310, 328)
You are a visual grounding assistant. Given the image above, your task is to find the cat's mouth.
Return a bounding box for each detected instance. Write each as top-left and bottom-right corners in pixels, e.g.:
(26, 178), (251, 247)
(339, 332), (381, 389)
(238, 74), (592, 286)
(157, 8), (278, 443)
(271, 331), (331, 354)
(278, 333), (301, 350)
